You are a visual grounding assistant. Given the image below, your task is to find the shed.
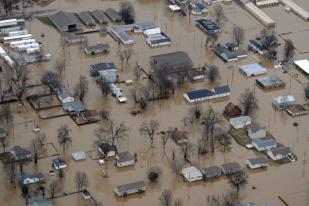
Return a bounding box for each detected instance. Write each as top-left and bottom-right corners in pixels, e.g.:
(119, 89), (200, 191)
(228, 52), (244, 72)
(72, 151), (86, 161)
(201, 166), (222, 180)
(285, 104), (308, 116)
(81, 189), (92, 200)
(239, 64), (267, 77)
(98, 143), (117, 157)
(252, 137), (277, 152)
(246, 123), (267, 139)
(267, 147), (292, 161)
(294, 59), (309, 76)
(221, 162), (241, 175)
(84, 43), (110, 55)
(114, 180), (146, 197)
(49, 11), (83, 32)
(181, 166), (203, 182)
(272, 95), (295, 110)
(229, 116), (252, 129)
(52, 158), (67, 170)
(105, 8), (121, 22)
(91, 10), (109, 24)
(223, 102), (242, 119)
(115, 152), (135, 167)
(256, 76), (285, 90)
(246, 156), (268, 169)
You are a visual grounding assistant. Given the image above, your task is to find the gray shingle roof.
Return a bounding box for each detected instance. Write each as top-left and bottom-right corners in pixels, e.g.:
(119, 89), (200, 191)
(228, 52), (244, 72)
(49, 11), (83, 32)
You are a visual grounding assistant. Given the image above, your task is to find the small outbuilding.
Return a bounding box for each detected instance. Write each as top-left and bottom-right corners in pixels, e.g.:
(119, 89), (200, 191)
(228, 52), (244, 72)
(239, 63), (267, 77)
(10, 146), (32, 161)
(181, 166), (203, 182)
(201, 166), (222, 180)
(115, 152), (135, 167)
(229, 116), (252, 129)
(21, 172), (45, 185)
(272, 95), (295, 110)
(72, 151), (86, 161)
(52, 158), (67, 170)
(246, 156), (268, 169)
(114, 180), (146, 197)
(220, 162), (241, 175)
(81, 189), (92, 200)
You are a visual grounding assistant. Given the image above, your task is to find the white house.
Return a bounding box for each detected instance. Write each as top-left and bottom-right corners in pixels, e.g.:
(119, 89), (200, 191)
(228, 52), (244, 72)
(181, 166), (203, 182)
(272, 95), (295, 110)
(115, 152), (135, 167)
(52, 158), (67, 170)
(184, 85), (230, 103)
(252, 137), (277, 152)
(229, 116), (252, 129)
(267, 147), (292, 161)
(98, 143), (117, 157)
(21, 172), (45, 185)
(57, 87), (74, 104)
(246, 156), (268, 169)
(72, 151), (86, 161)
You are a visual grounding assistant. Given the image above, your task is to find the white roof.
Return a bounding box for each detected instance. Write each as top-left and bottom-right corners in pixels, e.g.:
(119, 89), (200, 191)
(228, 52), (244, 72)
(272, 95), (295, 104)
(72, 151), (86, 160)
(181, 166), (202, 177)
(245, 2), (275, 26)
(240, 63), (267, 76)
(230, 116), (252, 125)
(143, 27), (161, 36)
(168, 4), (181, 11)
(294, 59), (309, 75)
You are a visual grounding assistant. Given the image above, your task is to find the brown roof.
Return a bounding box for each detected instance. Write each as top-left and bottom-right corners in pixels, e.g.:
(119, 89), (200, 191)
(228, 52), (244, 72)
(286, 104), (308, 115)
(171, 130), (189, 145)
(224, 102), (242, 118)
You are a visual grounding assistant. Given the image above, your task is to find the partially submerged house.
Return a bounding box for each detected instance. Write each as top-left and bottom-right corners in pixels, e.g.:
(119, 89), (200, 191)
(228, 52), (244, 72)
(89, 62), (117, 77)
(256, 76), (285, 90)
(201, 166), (222, 180)
(183, 85), (230, 103)
(213, 43), (248, 62)
(84, 43), (110, 55)
(63, 102), (85, 114)
(110, 25), (135, 45)
(239, 63), (267, 77)
(248, 39), (266, 55)
(245, 123), (267, 139)
(229, 116), (252, 129)
(190, 2), (208, 15)
(220, 162), (241, 175)
(52, 158), (67, 170)
(91, 10), (109, 24)
(195, 19), (221, 34)
(57, 87), (75, 104)
(246, 156), (268, 169)
(28, 199), (53, 206)
(77, 11), (96, 26)
(181, 166), (203, 182)
(10, 146), (32, 161)
(272, 95), (295, 110)
(98, 143), (117, 157)
(252, 137), (277, 152)
(285, 104), (308, 116)
(72, 151), (86, 161)
(49, 11), (83, 32)
(267, 147), (293, 161)
(114, 180), (146, 197)
(223, 102), (242, 119)
(21, 172), (45, 185)
(115, 152), (135, 167)
(105, 8), (122, 22)
(65, 34), (88, 43)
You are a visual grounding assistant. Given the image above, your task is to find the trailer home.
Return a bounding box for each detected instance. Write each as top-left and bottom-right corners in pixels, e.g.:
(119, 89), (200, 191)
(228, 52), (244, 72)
(8, 30), (28, 37)
(10, 39), (36, 48)
(3, 34), (32, 43)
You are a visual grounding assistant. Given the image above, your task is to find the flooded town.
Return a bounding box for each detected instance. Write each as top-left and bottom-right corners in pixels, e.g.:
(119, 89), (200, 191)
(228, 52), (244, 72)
(0, 0), (308, 206)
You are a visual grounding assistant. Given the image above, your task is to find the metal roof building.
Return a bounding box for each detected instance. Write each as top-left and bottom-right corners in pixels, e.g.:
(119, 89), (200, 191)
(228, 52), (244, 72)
(256, 76), (285, 89)
(84, 43), (110, 55)
(49, 11), (83, 32)
(245, 2), (275, 27)
(91, 10), (109, 24)
(239, 63), (267, 77)
(105, 8), (122, 22)
(110, 25), (135, 45)
(77, 11), (96, 26)
(114, 181), (146, 197)
(183, 85), (230, 103)
(294, 59), (309, 75)
(279, 0), (309, 20)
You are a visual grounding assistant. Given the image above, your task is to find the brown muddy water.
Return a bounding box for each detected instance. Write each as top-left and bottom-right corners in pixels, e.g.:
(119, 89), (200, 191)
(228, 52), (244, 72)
(0, 0), (309, 205)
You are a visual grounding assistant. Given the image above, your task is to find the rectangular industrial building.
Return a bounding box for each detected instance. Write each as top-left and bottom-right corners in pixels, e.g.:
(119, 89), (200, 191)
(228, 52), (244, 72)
(49, 11), (83, 32)
(239, 63), (267, 77)
(279, 0), (309, 20)
(183, 85), (230, 103)
(245, 2), (276, 27)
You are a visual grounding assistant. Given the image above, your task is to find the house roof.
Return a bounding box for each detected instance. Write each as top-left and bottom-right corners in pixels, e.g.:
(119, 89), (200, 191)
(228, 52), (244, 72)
(150, 51), (193, 71)
(115, 181), (146, 193)
(256, 76), (285, 88)
(214, 45), (247, 62)
(63, 102), (85, 113)
(202, 166), (222, 177)
(224, 102), (242, 117)
(72, 151), (86, 160)
(21, 172), (44, 181)
(195, 19), (221, 33)
(10, 146), (31, 159)
(221, 162), (241, 173)
(91, 10), (109, 24)
(247, 156), (268, 165)
(77, 11), (96, 26)
(90, 62), (117, 72)
(272, 95), (295, 104)
(294, 59), (309, 75)
(52, 158), (66, 166)
(239, 63), (267, 76)
(270, 147), (292, 157)
(49, 11), (83, 31)
(98, 143), (117, 153)
(252, 137), (277, 148)
(230, 116), (252, 126)
(65, 34), (88, 42)
(116, 152), (134, 162)
(0, 128), (6, 138)
(286, 104), (308, 114)
(28, 199), (53, 206)
(85, 43), (110, 53)
(104, 8), (121, 22)
(245, 122), (265, 133)
(185, 85), (230, 100)
(181, 166), (202, 177)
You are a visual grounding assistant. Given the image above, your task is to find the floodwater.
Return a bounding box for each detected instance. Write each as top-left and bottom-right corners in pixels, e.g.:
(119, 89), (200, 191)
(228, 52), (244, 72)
(0, 0), (309, 205)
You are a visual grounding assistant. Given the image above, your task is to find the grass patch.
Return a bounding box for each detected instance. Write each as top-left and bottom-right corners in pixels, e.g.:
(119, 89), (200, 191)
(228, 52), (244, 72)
(37, 16), (56, 28)
(228, 128), (251, 146)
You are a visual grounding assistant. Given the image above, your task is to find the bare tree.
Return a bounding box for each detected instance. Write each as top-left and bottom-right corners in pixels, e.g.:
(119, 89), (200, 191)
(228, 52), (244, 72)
(134, 63), (142, 80)
(0, 104), (13, 125)
(305, 83), (309, 100)
(171, 154), (184, 175)
(232, 25), (245, 47)
(41, 71), (58, 96)
(57, 124), (72, 155)
(0, 137), (9, 152)
(180, 142), (196, 162)
(228, 170), (248, 196)
(74, 171), (89, 192)
(213, 4), (225, 24)
(161, 128), (173, 150)
(173, 198), (184, 206)
(94, 120), (129, 146)
(74, 75), (89, 103)
(124, 48), (134, 65)
(206, 65), (221, 84)
(30, 136), (45, 164)
(206, 33), (218, 48)
(48, 180), (60, 200)
(159, 189), (173, 206)
(55, 58), (65, 80)
(284, 39), (295, 60)
(147, 166), (162, 183)
(206, 193), (234, 206)
(3, 160), (17, 187)
(239, 89), (258, 116)
(202, 106), (224, 153)
(118, 50), (125, 67)
(218, 133), (232, 152)
(119, 1), (135, 24)
(96, 78), (110, 97)
(139, 120), (160, 148)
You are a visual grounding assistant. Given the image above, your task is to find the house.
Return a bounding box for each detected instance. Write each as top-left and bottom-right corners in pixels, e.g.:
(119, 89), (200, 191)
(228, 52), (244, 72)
(248, 40), (266, 55)
(267, 147), (293, 161)
(77, 11), (96, 26)
(213, 44), (248, 62)
(246, 156), (268, 169)
(91, 10), (109, 24)
(195, 19), (221, 34)
(110, 25), (135, 45)
(28, 199), (53, 206)
(80, 110), (101, 122)
(57, 87), (74, 104)
(190, 3), (208, 15)
(150, 51), (193, 72)
(63, 102), (85, 113)
(52, 158), (67, 169)
(145, 32), (171, 47)
(171, 130), (189, 146)
(98, 143), (117, 157)
(104, 8), (122, 22)
(81, 189), (92, 200)
(252, 137), (277, 152)
(65, 34), (88, 43)
(189, 69), (205, 81)
(245, 123), (267, 139)
(223, 102), (242, 119)
(294, 59), (309, 76)
(181, 166), (203, 182)
(255, 0), (279, 8)
(239, 64), (267, 77)
(98, 68), (118, 84)
(183, 85), (230, 103)
(72, 151), (86, 161)
(229, 116), (252, 129)
(114, 180), (146, 197)
(220, 162), (241, 175)
(115, 152), (135, 167)
(0, 128), (7, 139)
(89, 62), (117, 77)
(21, 172), (45, 185)
(201, 166), (222, 180)
(49, 11), (83, 32)
(272, 95), (295, 110)
(256, 76), (285, 90)
(10, 146), (32, 161)
(285, 104), (308, 116)
(84, 43), (110, 55)
(264, 35), (280, 48)
(133, 21), (156, 33)
(109, 83), (127, 103)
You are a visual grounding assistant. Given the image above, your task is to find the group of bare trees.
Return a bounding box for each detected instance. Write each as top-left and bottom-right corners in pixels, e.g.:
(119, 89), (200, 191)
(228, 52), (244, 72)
(57, 124), (72, 156)
(139, 120), (160, 148)
(118, 48), (134, 67)
(205, 65), (221, 84)
(159, 189), (184, 206)
(73, 75), (89, 103)
(119, 1), (135, 24)
(30, 132), (47, 164)
(239, 89), (258, 116)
